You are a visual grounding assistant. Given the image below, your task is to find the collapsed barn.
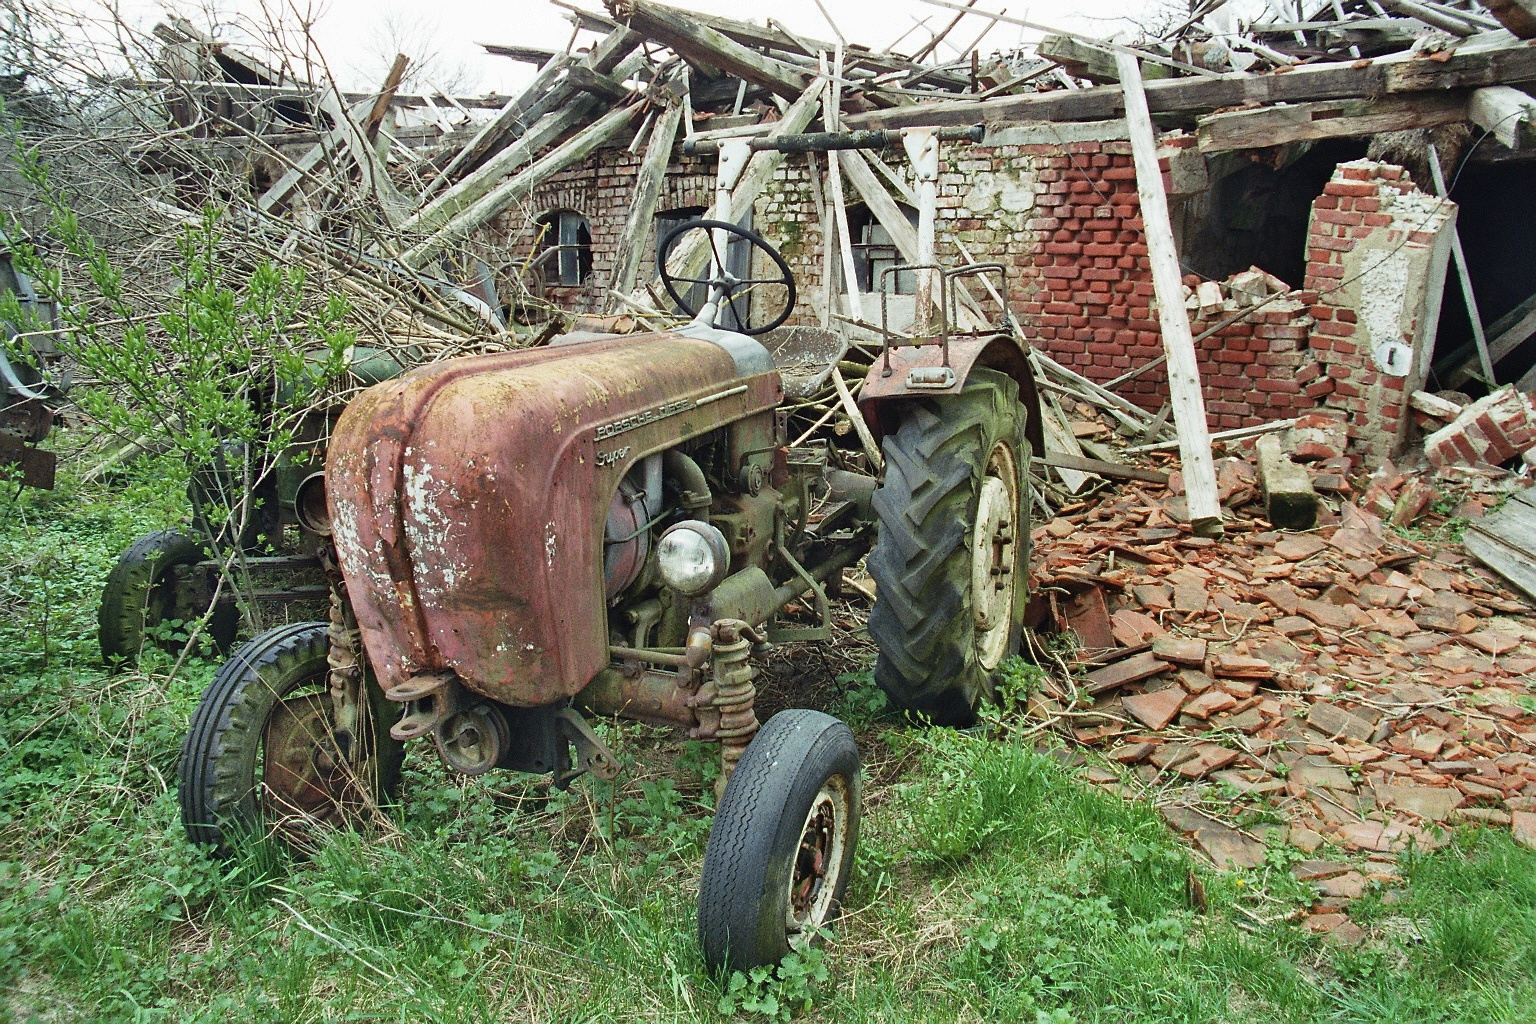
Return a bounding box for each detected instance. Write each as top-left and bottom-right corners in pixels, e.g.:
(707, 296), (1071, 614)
(468, 0), (1534, 473)
(5, 0), (1534, 502)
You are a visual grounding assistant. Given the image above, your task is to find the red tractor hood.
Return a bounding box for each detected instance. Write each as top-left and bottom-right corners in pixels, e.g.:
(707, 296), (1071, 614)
(327, 328), (780, 706)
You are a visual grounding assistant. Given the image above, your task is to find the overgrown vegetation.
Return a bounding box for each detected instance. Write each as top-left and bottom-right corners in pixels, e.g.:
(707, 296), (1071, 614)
(4, 458), (1536, 1023)
(2, 119), (359, 649)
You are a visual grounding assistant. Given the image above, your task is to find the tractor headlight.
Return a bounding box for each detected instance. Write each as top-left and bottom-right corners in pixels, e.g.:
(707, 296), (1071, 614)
(656, 520), (730, 596)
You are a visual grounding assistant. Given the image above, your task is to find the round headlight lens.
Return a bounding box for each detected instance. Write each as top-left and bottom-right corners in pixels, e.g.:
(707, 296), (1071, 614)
(657, 521), (728, 595)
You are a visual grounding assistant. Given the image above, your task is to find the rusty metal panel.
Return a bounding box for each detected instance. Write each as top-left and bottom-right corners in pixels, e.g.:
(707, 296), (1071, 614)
(0, 434), (55, 489)
(328, 332), (782, 707)
(856, 335), (1002, 402)
(858, 334), (1045, 458)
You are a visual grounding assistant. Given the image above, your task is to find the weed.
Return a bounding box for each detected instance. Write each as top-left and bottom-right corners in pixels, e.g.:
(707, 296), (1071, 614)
(828, 667), (891, 730)
(715, 936), (829, 1020)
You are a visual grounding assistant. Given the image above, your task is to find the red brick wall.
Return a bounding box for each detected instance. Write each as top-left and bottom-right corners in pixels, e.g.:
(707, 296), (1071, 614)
(1192, 304), (1315, 429)
(997, 137), (1314, 427)
(1301, 160), (1456, 457)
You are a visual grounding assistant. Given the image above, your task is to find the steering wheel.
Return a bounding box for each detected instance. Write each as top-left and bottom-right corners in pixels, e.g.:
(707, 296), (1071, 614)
(655, 219), (796, 336)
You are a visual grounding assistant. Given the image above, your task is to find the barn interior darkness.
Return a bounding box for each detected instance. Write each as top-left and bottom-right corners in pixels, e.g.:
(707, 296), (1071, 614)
(1175, 131), (1536, 402)
(1177, 139), (1369, 289)
(1430, 153), (1536, 393)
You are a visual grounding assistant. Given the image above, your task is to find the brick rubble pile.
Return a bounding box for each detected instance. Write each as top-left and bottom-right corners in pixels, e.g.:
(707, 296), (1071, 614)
(1030, 464), (1536, 943)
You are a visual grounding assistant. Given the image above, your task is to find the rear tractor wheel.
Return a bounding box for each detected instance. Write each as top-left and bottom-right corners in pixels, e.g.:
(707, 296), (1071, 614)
(867, 368), (1030, 726)
(98, 529), (238, 664)
(178, 622), (404, 851)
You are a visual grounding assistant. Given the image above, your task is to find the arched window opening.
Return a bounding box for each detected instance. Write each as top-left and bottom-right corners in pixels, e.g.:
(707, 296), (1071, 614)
(846, 203), (919, 295)
(534, 209), (593, 286)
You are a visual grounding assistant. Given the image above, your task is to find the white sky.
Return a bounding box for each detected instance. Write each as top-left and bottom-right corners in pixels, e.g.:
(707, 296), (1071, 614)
(106, 0), (1167, 94)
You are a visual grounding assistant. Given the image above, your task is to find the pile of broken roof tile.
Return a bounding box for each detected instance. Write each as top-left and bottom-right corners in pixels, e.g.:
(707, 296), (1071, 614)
(1028, 463), (1536, 941)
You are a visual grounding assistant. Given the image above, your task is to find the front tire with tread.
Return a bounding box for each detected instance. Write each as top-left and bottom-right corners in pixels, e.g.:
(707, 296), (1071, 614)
(698, 709), (861, 973)
(178, 621), (403, 851)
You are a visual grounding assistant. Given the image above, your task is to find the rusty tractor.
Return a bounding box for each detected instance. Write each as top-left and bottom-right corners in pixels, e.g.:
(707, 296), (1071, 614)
(177, 131), (1044, 974)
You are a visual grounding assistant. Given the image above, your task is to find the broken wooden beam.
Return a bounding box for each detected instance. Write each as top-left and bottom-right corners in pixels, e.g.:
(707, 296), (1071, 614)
(1427, 140), (1495, 386)
(432, 26), (639, 190)
(317, 85), (409, 225)
(1038, 34), (1122, 84)
(1118, 52), (1223, 538)
(364, 54), (409, 141)
(1377, 0), (1477, 36)
(1129, 418), (1298, 454)
(909, 0), (979, 62)
(1464, 486), (1536, 601)
(1037, 400), (1092, 494)
(1448, 289), (1536, 388)
(1196, 91), (1470, 154)
(607, 99), (684, 305)
(671, 7), (835, 57)
(844, 40), (1536, 129)
(1039, 451), (1170, 485)
(566, 64), (633, 103)
(480, 43), (561, 65)
(400, 103), (642, 267)
(402, 108), (581, 236)
(430, 53), (572, 189)
(1470, 85), (1536, 150)
(257, 93), (379, 214)
(609, 0), (816, 102)
(403, 46), (648, 238)
(838, 147), (987, 331)
(1255, 434), (1318, 531)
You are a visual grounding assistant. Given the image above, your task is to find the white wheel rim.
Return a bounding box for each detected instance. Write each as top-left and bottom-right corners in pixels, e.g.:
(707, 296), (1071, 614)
(971, 441), (1018, 671)
(786, 775), (851, 934)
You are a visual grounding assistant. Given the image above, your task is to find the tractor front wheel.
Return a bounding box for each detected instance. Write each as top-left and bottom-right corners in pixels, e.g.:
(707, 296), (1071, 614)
(867, 368), (1029, 726)
(698, 710), (861, 973)
(178, 621), (404, 852)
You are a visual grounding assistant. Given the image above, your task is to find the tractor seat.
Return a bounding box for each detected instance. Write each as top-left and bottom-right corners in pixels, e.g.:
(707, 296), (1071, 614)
(759, 326), (849, 399)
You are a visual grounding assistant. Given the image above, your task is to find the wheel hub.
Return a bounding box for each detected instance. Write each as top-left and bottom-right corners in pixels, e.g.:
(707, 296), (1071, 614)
(971, 441), (1018, 671)
(787, 776), (850, 934)
(262, 694), (359, 834)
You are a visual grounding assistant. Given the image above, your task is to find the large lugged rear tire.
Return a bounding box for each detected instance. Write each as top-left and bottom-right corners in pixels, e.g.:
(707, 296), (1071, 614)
(98, 529), (238, 664)
(867, 368), (1030, 726)
(178, 621), (404, 851)
(698, 710), (861, 974)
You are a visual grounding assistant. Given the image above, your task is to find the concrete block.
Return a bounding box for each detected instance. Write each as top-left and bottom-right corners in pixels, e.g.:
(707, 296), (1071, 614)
(1256, 433), (1318, 531)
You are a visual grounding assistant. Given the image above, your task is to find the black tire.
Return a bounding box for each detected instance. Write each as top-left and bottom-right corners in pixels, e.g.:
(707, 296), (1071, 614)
(867, 368), (1030, 726)
(98, 529), (239, 664)
(698, 709), (861, 973)
(178, 621), (405, 851)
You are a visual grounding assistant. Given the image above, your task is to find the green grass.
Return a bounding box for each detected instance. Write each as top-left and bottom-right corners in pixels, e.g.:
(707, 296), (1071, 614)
(4, 455), (1536, 1022)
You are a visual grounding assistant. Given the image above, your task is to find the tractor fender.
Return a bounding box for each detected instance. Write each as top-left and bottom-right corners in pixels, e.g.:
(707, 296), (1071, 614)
(858, 333), (1045, 458)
